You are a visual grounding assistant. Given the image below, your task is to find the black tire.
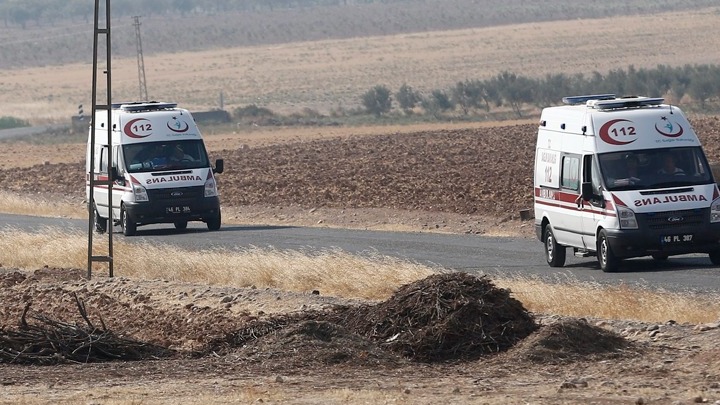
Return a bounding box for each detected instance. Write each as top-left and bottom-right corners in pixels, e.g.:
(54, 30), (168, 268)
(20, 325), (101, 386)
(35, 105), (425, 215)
(598, 229), (620, 272)
(651, 253), (669, 261)
(174, 220), (188, 230)
(206, 211), (221, 231)
(121, 205), (137, 236)
(93, 203), (107, 234)
(543, 226), (566, 267)
(709, 251), (720, 266)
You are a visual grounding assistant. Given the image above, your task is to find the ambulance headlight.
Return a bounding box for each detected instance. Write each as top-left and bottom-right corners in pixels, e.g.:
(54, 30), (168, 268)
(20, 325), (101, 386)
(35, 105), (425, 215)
(132, 183), (149, 202)
(617, 206), (638, 229)
(204, 177), (218, 197)
(711, 199), (720, 223)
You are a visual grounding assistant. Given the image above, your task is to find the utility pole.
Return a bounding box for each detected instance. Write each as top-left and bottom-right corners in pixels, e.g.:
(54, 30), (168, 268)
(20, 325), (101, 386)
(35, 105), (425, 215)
(133, 15), (148, 101)
(88, 0), (114, 279)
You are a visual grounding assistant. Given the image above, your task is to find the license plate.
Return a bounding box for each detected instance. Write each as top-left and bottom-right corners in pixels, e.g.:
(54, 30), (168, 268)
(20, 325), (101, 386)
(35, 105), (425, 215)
(166, 206), (191, 214)
(661, 234), (693, 244)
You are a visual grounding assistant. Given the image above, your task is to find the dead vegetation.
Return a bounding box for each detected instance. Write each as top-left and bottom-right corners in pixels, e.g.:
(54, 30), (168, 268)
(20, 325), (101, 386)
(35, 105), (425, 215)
(0, 270), (628, 370)
(0, 295), (172, 365)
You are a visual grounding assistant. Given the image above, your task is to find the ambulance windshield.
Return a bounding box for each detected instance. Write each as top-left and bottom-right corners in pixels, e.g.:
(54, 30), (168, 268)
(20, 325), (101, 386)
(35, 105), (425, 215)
(123, 140), (209, 173)
(598, 146), (713, 191)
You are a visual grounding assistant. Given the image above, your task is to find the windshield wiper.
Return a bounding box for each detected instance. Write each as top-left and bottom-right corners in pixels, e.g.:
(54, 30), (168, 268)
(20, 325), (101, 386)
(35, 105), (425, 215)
(650, 181), (696, 189)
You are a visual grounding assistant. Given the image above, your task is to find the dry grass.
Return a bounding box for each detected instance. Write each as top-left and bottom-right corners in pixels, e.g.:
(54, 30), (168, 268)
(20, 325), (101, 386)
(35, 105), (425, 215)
(2, 227), (719, 323)
(3, 8), (720, 122)
(0, 227), (434, 300)
(496, 275), (720, 325)
(0, 194), (84, 218)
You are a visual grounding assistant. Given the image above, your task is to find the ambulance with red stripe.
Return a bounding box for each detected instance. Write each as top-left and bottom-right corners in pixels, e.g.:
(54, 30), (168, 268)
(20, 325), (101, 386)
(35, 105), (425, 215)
(534, 94), (720, 272)
(86, 102), (224, 236)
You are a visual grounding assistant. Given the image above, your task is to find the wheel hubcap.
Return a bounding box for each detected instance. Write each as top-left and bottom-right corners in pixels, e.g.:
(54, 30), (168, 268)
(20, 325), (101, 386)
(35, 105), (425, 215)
(546, 235), (554, 261)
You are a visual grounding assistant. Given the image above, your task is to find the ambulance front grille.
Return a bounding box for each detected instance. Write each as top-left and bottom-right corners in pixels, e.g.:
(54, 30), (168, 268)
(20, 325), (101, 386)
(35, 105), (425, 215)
(147, 186), (204, 201)
(640, 209), (706, 231)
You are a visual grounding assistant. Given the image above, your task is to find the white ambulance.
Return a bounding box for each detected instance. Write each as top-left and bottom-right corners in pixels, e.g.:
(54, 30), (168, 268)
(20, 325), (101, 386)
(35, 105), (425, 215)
(534, 94), (720, 272)
(86, 101), (224, 236)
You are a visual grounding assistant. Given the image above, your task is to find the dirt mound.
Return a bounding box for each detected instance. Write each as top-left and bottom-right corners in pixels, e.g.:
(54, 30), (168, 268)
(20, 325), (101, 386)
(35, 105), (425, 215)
(337, 272), (537, 362)
(218, 273), (538, 364)
(506, 318), (634, 364)
(229, 320), (407, 371)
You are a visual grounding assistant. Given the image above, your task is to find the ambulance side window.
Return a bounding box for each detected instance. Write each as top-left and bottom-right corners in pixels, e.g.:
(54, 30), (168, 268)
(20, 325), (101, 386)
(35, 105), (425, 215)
(97, 146), (109, 174)
(560, 154), (580, 191)
(583, 154), (604, 205)
(113, 146), (124, 175)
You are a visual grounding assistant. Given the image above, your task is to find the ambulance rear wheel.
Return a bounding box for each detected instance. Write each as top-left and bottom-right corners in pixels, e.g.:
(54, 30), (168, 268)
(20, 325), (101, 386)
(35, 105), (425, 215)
(598, 230), (620, 272)
(121, 205), (137, 236)
(206, 211), (221, 231)
(544, 226), (566, 267)
(93, 203), (107, 234)
(174, 220), (188, 230)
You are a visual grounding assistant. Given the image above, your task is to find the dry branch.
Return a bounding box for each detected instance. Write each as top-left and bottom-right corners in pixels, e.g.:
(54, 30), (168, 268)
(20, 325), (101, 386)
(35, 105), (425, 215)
(0, 293), (173, 365)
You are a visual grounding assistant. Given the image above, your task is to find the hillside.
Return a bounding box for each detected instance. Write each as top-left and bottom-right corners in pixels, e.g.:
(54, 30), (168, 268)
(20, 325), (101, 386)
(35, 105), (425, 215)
(0, 1), (717, 70)
(4, 7), (720, 122)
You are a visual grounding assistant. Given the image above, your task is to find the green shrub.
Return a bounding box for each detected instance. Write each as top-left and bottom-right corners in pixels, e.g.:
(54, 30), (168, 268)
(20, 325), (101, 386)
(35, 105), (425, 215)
(0, 116), (30, 130)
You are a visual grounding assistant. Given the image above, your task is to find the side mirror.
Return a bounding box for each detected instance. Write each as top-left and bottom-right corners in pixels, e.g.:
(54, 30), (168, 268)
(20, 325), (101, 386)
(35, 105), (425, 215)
(581, 182), (593, 201)
(111, 167), (125, 185)
(214, 158), (224, 174)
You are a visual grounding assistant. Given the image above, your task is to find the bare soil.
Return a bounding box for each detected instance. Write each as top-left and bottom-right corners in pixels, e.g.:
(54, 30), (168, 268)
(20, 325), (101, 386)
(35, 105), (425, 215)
(1, 268), (720, 404)
(3, 118), (720, 403)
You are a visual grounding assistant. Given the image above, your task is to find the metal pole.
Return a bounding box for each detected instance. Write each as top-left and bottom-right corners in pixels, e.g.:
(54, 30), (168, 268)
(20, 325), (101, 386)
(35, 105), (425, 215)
(87, 0), (101, 280)
(87, 0), (114, 279)
(106, 0), (114, 278)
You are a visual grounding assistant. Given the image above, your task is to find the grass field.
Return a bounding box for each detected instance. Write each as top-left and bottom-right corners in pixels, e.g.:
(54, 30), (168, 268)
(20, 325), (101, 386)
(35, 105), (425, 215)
(2, 8), (720, 123)
(1, 227), (718, 323)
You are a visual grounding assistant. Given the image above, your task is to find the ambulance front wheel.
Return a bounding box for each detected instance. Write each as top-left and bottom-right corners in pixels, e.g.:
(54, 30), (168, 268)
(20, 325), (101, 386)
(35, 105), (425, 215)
(544, 226), (566, 267)
(598, 230), (620, 272)
(93, 202), (107, 234)
(206, 211), (221, 231)
(121, 205), (137, 236)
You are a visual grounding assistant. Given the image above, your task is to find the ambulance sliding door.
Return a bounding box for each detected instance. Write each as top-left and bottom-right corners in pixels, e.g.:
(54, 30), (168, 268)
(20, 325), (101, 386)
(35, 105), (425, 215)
(580, 154), (603, 250)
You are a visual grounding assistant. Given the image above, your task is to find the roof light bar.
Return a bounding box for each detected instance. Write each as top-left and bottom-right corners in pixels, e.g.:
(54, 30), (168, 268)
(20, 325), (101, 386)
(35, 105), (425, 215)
(562, 94), (616, 105)
(589, 97), (664, 110)
(117, 101), (178, 112)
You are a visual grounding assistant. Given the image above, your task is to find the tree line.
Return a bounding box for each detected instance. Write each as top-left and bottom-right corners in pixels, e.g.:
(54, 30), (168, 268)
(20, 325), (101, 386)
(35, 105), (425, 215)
(361, 64), (720, 118)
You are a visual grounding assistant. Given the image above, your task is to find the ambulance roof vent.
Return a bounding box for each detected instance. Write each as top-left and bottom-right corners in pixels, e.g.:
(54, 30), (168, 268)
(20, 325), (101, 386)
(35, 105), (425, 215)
(115, 101), (178, 112)
(562, 94), (616, 105)
(588, 96), (664, 110)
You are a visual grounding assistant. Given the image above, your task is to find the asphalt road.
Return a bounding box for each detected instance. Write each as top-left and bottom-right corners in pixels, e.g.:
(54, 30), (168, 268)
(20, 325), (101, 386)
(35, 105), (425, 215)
(2, 213), (719, 293)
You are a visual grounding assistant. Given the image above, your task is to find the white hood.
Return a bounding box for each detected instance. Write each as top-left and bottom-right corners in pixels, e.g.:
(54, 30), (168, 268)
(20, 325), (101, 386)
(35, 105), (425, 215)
(611, 184), (717, 214)
(130, 168), (212, 190)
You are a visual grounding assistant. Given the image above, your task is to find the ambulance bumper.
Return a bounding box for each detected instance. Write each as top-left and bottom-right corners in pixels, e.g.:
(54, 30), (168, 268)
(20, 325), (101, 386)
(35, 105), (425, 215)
(604, 223), (720, 258)
(124, 196), (221, 225)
